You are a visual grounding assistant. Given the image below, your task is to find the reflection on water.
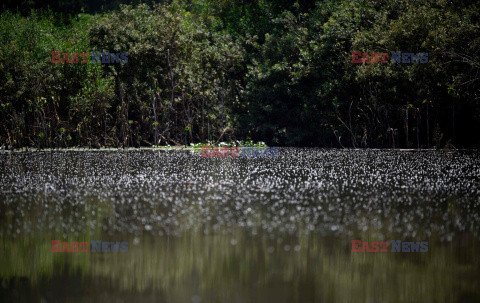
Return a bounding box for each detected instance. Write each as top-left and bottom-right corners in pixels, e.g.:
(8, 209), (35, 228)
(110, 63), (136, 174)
(1, 149), (479, 302)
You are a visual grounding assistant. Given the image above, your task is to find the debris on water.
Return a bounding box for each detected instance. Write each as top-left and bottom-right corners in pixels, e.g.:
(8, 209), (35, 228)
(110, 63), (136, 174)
(0, 149), (479, 242)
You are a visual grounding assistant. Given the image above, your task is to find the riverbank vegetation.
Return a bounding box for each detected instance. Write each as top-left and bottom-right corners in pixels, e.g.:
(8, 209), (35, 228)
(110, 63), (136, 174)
(1, 0), (479, 148)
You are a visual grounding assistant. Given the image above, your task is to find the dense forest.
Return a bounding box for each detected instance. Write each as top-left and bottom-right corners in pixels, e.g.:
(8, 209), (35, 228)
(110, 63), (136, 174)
(0, 0), (479, 148)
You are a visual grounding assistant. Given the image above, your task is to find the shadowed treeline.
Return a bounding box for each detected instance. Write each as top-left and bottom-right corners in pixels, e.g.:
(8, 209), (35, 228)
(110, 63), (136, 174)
(0, 0), (479, 148)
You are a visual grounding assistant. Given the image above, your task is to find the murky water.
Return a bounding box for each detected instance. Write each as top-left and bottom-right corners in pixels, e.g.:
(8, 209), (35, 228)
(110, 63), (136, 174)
(1, 149), (479, 302)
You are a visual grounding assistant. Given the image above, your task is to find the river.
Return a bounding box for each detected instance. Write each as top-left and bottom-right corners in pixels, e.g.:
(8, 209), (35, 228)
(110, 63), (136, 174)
(0, 149), (479, 302)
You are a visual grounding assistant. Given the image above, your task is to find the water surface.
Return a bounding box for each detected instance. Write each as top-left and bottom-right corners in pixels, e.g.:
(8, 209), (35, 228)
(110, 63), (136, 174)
(1, 149), (479, 302)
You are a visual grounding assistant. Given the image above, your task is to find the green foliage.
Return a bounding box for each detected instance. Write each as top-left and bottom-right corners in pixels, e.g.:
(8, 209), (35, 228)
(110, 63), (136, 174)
(233, 0), (480, 147)
(0, 0), (479, 148)
(0, 10), (102, 147)
(88, 3), (244, 146)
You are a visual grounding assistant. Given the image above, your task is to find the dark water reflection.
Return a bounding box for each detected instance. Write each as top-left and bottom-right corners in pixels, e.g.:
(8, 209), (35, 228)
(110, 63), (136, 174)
(0, 149), (479, 302)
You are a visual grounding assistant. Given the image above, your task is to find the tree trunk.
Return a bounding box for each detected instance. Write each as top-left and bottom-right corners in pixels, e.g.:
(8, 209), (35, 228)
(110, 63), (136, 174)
(104, 111), (107, 147)
(167, 49), (175, 141)
(426, 102), (430, 148)
(405, 105), (409, 148)
(416, 110), (420, 149)
(152, 94), (158, 146)
(392, 130), (395, 148)
(452, 101), (455, 144)
(221, 91), (225, 131)
(348, 101), (356, 148)
(201, 96), (205, 142)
